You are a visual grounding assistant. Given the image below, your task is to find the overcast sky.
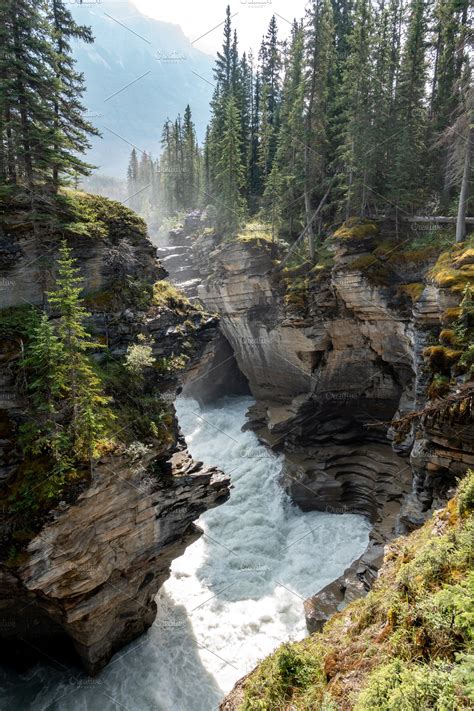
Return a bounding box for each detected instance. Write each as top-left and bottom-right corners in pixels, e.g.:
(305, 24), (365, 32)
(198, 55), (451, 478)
(132, 0), (310, 56)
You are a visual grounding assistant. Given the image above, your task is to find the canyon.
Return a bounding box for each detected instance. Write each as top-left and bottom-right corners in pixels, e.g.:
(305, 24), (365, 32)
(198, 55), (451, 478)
(0, 199), (472, 707)
(160, 213), (474, 638)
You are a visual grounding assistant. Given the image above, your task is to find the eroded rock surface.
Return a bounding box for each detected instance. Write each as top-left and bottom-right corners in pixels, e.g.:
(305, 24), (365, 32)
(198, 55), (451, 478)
(189, 226), (473, 631)
(0, 198), (231, 673)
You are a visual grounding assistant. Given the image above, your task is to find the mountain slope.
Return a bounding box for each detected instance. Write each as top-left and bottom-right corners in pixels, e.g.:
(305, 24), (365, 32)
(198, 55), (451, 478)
(71, 0), (214, 175)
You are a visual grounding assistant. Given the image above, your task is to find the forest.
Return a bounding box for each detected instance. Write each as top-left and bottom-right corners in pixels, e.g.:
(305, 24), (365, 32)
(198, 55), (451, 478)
(125, 1), (472, 244)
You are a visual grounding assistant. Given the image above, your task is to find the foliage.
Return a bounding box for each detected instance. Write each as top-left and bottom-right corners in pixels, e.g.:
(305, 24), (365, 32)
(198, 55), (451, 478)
(153, 280), (192, 313)
(0, 0), (98, 188)
(239, 471), (474, 710)
(16, 242), (114, 511)
(124, 335), (156, 380)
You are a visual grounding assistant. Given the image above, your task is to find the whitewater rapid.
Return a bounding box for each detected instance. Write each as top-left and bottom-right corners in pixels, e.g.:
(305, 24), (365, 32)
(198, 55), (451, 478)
(0, 396), (370, 711)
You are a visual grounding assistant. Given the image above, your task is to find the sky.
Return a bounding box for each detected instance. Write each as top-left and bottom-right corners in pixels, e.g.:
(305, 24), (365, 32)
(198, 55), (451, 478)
(132, 0), (310, 56)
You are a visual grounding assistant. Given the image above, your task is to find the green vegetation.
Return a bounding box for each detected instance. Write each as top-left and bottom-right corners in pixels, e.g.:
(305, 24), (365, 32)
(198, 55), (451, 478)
(240, 471), (474, 710)
(430, 241), (474, 294)
(61, 190), (148, 244)
(6, 242), (114, 514)
(1, 0), (98, 189)
(153, 280), (192, 313)
(129, 1), (470, 247)
(333, 219), (378, 240)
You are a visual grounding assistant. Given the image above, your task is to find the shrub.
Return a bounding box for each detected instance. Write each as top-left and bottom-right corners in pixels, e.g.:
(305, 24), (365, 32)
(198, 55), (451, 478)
(355, 659), (467, 710)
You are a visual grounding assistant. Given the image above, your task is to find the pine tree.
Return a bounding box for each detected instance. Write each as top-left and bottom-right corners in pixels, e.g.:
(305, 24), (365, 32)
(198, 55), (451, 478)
(0, 0), (57, 188)
(430, 0), (470, 208)
(389, 0), (429, 214)
(369, 0), (403, 204)
(182, 104), (200, 208)
(21, 312), (68, 461)
(439, 60), (473, 242)
(47, 0), (99, 186)
(258, 17), (282, 187)
(264, 21), (306, 236)
(337, 0), (375, 217)
(0, 0), (98, 192)
(47, 241), (111, 460)
(215, 96), (246, 231)
(303, 0), (336, 242)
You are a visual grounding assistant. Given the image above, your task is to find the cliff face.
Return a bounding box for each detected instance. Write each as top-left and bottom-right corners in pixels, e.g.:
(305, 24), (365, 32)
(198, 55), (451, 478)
(0, 192), (230, 673)
(189, 223), (474, 628)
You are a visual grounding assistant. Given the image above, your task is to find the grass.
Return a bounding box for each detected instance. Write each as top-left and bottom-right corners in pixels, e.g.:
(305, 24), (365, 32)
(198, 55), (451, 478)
(239, 471), (474, 710)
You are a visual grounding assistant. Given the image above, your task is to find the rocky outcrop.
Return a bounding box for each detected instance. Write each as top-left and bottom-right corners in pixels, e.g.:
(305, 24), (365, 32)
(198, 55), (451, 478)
(157, 212), (251, 404)
(0, 447), (228, 674)
(190, 224), (474, 630)
(0, 193), (231, 673)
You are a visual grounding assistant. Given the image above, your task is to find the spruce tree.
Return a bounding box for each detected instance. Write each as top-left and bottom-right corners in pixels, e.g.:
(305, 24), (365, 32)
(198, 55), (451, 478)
(389, 0), (429, 214)
(215, 96), (246, 231)
(47, 241), (111, 460)
(47, 0), (99, 186)
(264, 21), (306, 236)
(337, 0), (375, 217)
(0, 0), (57, 188)
(182, 104), (200, 208)
(304, 0), (336, 239)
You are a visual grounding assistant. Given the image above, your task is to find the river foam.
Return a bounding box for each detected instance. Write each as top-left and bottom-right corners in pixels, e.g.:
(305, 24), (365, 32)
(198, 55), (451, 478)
(0, 396), (370, 711)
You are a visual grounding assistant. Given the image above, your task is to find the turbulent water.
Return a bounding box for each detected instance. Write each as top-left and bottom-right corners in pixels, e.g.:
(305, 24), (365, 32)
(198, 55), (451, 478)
(0, 396), (370, 711)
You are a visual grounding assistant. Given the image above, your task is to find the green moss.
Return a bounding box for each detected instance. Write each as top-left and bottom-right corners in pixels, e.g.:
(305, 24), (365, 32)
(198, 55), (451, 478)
(424, 345), (463, 374)
(61, 189), (148, 244)
(239, 472), (474, 711)
(236, 221), (274, 244)
(333, 217), (378, 240)
(430, 242), (474, 293)
(153, 280), (192, 313)
(440, 329), (458, 345)
(399, 282), (425, 302)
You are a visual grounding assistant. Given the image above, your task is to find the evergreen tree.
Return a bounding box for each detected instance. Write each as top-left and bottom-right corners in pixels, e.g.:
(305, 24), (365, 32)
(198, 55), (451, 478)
(0, 0), (98, 192)
(258, 16), (282, 186)
(21, 312), (68, 462)
(303, 0), (336, 239)
(264, 21), (306, 236)
(47, 241), (111, 460)
(0, 0), (57, 188)
(215, 96), (246, 231)
(47, 0), (99, 186)
(182, 104), (200, 208)
(389, 0), (429, 213)
(337, 0), (375, 217)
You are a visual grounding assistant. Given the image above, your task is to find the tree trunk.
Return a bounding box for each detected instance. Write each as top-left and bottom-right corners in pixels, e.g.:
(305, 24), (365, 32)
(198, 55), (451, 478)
(456, 127), (472, 243)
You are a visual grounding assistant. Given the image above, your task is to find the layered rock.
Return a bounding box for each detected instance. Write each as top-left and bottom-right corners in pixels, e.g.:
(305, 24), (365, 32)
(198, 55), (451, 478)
(0, 193), (231, 673)
(189, 224), (473, 630)
(0, 446), (228, 674)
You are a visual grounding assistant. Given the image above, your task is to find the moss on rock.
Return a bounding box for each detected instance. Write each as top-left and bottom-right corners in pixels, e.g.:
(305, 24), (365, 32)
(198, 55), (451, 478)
(238, 471), (474, 710)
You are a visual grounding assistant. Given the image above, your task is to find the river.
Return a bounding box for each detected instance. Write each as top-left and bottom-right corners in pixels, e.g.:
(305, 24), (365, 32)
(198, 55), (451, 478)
(0, 396), (370, 711)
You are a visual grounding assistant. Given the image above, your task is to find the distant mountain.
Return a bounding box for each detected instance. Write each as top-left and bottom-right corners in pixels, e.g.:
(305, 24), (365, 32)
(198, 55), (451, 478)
(70, 1), (214, 176)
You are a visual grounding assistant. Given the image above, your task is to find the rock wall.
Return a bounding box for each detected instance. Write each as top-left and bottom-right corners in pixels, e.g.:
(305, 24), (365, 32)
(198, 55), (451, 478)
(190, 225), (474, 630)
(0, 195), (231, 673)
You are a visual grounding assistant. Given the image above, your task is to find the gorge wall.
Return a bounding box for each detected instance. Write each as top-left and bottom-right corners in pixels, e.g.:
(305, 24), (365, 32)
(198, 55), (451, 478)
(175, 217), (474, 630)
(0, 192), (230, 673)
